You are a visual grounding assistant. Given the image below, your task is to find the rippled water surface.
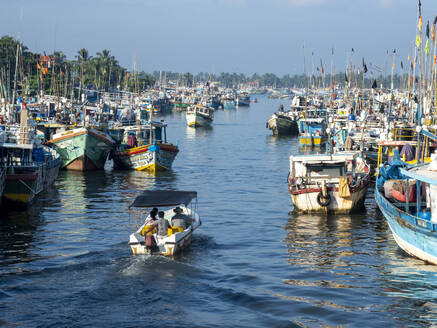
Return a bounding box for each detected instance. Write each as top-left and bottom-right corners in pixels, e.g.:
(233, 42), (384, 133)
(2, 96), (437, 327)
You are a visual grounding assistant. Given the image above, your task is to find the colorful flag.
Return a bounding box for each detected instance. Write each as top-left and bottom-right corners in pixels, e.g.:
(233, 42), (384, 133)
(419, 16), (423, 33)
(392, 62), (395, 71)
(425, 38), (430, 56)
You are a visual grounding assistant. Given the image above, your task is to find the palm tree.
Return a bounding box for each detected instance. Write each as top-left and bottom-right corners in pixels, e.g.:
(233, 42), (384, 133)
(76, 48), (92, 97)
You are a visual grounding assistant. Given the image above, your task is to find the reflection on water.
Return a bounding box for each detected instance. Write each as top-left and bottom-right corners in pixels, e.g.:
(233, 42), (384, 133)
(185, 125), (214, 140)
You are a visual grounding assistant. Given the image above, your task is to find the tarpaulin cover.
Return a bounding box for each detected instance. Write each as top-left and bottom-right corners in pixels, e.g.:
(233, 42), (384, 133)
(130, 191), (197, 208)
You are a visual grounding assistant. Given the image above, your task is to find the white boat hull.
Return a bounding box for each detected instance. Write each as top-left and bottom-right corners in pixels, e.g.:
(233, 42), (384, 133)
(186, 112), (213, 127)
(290, 185), (368, 213)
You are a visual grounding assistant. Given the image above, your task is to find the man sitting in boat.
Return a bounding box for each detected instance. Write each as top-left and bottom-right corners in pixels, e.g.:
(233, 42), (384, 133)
(157, 211), (171, 237)
(171, 207), (192, 230)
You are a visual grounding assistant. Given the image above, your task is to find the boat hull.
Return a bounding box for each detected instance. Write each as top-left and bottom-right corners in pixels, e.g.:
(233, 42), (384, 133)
(172, 102), (191, 111)
(290, 183), (368, 213)
(267, 116), (299, 136)
(223, 100), (236, 109)
(3, 169), (44, 206)
(299, 135), (328, 147)
(113, 143), (179, 173)
(50, 127), (114, 171)
(186, 112), (213, 127)
(375, 186), (437, 264)
(130, 230), (194, 256)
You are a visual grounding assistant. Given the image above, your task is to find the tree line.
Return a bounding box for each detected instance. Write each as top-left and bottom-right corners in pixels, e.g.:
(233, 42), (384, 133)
(0, 35), (409, 101)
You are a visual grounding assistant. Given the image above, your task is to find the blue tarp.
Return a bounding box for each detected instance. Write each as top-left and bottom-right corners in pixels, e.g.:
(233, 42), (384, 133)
(377, 148), (409, 186)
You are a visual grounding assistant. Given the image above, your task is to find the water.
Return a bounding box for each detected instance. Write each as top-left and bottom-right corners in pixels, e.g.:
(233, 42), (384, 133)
(2, 97), (437, 327)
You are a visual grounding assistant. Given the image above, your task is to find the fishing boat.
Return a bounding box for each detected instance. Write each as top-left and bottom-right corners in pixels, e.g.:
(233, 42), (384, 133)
(375, 148), (437, 264)
(186, 105), (214, 127)
(48, 127), (115, 171)
(1, 135), (61, 206)
(112, 121), (179, 173)
(288, 152), (371, 213)
(298, 117), (328, 147)
(1, 107), (61, 206)
(266, 104), (299, 136)
(222, 96), (236, 109)
(128, 191), (201, 256)
(236, 93), (250, 107)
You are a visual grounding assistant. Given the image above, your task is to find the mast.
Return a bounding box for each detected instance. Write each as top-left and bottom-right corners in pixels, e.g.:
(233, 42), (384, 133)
(11, 42), (20, 108)
(149, 101), (153, 144)
(302, 41), (307, 95)
(391, 50), (396, 90)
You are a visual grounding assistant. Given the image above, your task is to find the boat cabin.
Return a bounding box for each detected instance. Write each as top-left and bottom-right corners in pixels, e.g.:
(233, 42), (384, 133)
(122, 122), (168, 147)
(298, 118), (327, 135)
(290, 153), (358, 184)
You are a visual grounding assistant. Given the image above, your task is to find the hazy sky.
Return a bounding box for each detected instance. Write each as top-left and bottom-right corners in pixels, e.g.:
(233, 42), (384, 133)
(0, 0), (436, 76)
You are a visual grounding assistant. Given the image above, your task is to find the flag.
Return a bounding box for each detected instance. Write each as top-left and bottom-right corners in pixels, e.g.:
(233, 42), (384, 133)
(434, 54), (436, 67)
(432, 22), (436, 41)
(392, 62), (395, 71)
(419, 0), (422, 17)
(345, 73), (348, 83)
(362, 58), (368, 73)
(371, 79), (377, 89)
(426, 21), (430, 38)
(401, 61), (404, 69)
(419, 16), (423, 33)
(320, 59), (324, 74)
(416, 34), (422, 48)
(408, 54), (411, 61)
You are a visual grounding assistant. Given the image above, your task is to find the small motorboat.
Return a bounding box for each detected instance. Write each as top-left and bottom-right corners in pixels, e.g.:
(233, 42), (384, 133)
(128, 190), (201, 256)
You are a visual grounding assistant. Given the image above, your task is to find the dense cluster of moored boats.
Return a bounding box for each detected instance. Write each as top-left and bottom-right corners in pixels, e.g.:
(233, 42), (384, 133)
(0, 83), (256, 255)
(270, 69), (437, 266)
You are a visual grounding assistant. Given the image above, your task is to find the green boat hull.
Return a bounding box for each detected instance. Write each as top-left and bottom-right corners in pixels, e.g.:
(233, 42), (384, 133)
(50, 128), (114, 171)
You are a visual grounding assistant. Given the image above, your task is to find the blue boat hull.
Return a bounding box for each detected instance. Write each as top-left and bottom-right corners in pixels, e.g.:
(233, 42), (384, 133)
(375, 186), (437, 264)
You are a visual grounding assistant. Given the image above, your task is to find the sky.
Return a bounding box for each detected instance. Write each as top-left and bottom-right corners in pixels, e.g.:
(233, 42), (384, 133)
(0, 0), (436, 76)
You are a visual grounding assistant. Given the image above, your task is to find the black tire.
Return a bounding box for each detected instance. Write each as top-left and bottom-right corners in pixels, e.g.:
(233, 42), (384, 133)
(317, 191), (331, 207)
